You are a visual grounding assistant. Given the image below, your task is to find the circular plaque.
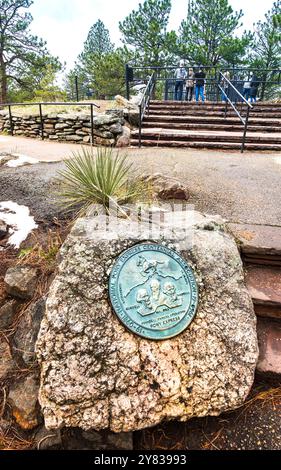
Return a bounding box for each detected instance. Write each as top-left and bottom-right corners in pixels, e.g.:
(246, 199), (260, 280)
(109, 244), (198, 340)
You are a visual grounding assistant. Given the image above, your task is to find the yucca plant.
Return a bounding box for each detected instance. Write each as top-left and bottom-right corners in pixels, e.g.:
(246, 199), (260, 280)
(57, 147), (146, 215)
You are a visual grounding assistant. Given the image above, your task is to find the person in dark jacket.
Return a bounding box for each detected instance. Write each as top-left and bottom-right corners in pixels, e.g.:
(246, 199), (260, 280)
(194, 68), (206, 102)
(250, 74), (260, 103)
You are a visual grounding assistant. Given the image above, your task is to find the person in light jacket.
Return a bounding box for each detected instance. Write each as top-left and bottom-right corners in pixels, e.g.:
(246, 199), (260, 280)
(221, 71), (231, 102)
(174, 60), (187, 101)
(243, 76), (251, 101)
(185, 68), (195, 101)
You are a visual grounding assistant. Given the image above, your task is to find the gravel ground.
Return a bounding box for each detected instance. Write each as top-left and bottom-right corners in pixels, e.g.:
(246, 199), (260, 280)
(0, 138), (280, 226)
(0, 162), (66, 223)
(128, 149), (281, 226)
(135, 381), (281, 450)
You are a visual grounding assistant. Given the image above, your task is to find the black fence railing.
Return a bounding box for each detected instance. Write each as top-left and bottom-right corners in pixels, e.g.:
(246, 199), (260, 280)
(138, 73), (156, 147)
(218, 72), (253, 153)
(126, 65), (281, 102)
(0, 101), (100, 143)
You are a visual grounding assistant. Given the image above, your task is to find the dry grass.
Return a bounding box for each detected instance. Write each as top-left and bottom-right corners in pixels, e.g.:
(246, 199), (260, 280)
(239, 385), (281, 413)
(14, 224), (67, 304)
(0, 424), (34, 450)
(3, 100), (116, 116)
(0, 222), (69, 341)
(0, 223), (70, 451)
(0, 249), (18, 303)
(136, 385), (281, 450)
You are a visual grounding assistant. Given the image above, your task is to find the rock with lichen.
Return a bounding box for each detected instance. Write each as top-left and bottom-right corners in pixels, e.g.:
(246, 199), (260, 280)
(8, 374), (40, 430)
(36, 211), (258, 432)
(4, 266), (38, 300)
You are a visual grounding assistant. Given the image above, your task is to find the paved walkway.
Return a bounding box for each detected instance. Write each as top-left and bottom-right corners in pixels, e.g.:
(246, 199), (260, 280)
(0, 135), (84, 162)
(0, 135), (281, 226)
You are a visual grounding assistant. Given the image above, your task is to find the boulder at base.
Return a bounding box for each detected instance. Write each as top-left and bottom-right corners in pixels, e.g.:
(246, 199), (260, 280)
(36, 211), (258, 432)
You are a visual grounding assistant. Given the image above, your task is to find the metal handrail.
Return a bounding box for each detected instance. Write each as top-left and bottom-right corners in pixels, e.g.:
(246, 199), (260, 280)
(218, 72), (253, 153)
(0, 101), (100, 143)
(126, 64), (281, 101)
(138, 73), (156, 147)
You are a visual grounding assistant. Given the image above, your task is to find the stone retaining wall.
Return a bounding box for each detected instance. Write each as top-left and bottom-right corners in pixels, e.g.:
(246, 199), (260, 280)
(0, 109), (129, 147)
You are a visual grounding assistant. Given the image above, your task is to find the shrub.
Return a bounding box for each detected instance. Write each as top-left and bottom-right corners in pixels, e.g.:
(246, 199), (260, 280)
(57, 147), (146, 214)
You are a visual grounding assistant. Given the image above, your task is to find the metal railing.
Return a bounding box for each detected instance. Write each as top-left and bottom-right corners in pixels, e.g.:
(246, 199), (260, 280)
(138, 73), (156, 147)
(218, 72), (253, 153)
(126, 64), (281, 102)
(0, 101), (100, 143)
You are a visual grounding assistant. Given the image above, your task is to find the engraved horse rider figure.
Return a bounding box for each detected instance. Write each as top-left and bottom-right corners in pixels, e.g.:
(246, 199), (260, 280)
(136, 255), (167, 278)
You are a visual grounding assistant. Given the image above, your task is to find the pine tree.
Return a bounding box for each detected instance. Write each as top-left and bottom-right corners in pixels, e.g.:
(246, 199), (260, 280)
(66, 47), (134, 100)
(119, 0), (176, 67)
(72, 19), (115, 98)
(250, 1), (281, 99)
(89, 48), (133, 98)
(179, 0), (249, 66)
(0, 0), (61, 103)
(80, 19), (113, 60)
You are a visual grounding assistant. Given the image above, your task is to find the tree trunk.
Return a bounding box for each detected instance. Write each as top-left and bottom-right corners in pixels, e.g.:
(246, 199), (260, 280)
(260, 71), (267, 101)
(0, 62), (7, 104)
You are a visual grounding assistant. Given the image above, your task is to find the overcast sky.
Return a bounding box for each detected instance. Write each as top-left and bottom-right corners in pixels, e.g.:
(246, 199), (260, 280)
(29, 0), (272, 70)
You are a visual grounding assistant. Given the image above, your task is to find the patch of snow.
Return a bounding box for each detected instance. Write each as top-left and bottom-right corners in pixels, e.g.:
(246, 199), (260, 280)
(6, 154), (39, 167)
(132, 83), (146, 92)
(0, 201), (38, 248)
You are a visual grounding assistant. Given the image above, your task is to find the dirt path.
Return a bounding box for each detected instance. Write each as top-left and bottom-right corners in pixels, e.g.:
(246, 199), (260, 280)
(0, 135), (281, 226)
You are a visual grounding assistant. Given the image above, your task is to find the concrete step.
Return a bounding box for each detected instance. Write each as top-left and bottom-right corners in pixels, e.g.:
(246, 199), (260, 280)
(132, 129), (281, 144)
(130, 139), (281, 151)
(149, 103), (281, 114)
(257, 318), (281, 377)
(245, 265), (281, 319)
(148, 108), (281, 118)
(229, 224), (281, 266)
(149, 104), (281, 112)
(150, 100), (281, 108)
(142, 122), (281, 133)
(144, 115), (281, 126)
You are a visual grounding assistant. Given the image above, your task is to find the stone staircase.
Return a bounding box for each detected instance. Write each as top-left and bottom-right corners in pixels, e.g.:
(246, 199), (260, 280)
(131, 101), (281, 151)
(230, 223), (281, 377)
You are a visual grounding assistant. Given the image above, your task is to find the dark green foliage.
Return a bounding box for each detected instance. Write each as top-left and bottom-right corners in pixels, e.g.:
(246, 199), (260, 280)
(119, 0), (177, 66)
(66, 19), (129, 99)
(249, 1), (281, 99)
(80, 19), (114, 57)
(0, 0), (62, 102)
(179, 0), (251, 66)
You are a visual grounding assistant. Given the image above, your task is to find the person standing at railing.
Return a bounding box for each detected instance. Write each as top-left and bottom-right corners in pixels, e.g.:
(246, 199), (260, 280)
(185, 68), (195, 101)
(250, 74), (261, 103)
(174, 60), (187, 101)
(221, 71), (231, 102)
(194, 68), (206, 103)
(243, 78), (251, 101)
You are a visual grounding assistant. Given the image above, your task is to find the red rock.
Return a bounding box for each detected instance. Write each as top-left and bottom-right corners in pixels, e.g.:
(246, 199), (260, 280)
(0, 300), (19, 329)
(0, 338), (16, 379)
(8, 374), (40, 430)
(229, 224), (281, 263)
(141, 173), (189, 200)
(257, 318), (281, 376)
(245, 265), (281, 314)
(4, 265), (38, 300)
(254, 305), (281, 320)
(116, 126), (131, 147)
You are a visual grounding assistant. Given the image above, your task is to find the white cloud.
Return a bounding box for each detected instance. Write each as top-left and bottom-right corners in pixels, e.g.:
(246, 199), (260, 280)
(29, 0), (272, 71)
